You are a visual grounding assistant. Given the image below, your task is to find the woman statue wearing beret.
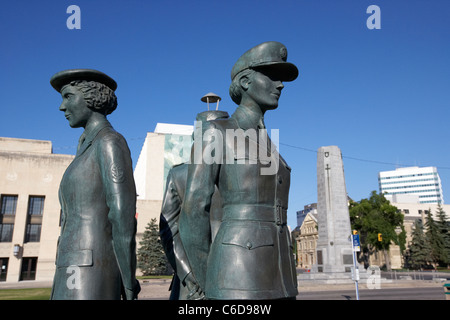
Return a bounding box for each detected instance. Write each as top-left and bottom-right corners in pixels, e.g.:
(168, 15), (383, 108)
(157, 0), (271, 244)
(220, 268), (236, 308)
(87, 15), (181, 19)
(50, 69), (140, 300)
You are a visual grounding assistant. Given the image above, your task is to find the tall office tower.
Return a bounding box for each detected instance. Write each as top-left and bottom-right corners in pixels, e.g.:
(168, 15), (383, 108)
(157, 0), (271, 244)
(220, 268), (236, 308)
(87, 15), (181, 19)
(378, 166), (444, 204)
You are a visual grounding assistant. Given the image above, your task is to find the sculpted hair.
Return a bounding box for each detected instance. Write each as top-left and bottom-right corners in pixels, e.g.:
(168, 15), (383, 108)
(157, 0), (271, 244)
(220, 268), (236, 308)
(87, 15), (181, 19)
(229, 69), (254, 105)
(63, 80), (118, 115)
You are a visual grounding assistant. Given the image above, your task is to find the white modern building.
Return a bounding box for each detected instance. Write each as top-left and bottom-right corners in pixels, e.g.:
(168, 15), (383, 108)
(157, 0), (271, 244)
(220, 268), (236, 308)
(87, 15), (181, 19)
(133, 122), (194, 251)
(378, 166), (444, 204)
(133, 123), (193, 201)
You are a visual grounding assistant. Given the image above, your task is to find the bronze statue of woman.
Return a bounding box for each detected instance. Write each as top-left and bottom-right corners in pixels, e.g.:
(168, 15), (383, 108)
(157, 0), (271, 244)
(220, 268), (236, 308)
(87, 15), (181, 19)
(179, 42), (299, 300)
(49, 69), (140, 300)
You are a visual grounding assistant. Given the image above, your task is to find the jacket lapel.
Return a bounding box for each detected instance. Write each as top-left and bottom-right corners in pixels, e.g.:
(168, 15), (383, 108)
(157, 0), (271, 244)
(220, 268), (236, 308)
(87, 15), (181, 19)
(76, 139), (93, 157)
(75, 119), (112, 158)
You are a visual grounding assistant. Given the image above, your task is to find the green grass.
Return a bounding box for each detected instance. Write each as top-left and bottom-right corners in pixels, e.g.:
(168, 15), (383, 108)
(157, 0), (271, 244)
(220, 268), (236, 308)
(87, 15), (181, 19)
(0, 288), (52, 300)
(0, 276), (172, 300)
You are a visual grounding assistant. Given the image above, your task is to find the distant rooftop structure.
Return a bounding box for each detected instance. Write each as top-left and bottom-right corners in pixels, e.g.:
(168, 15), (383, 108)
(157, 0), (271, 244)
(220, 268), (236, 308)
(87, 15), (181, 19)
(296, 203), (317, 227)
(0, 137), (53, 154)
(201, 92), (221, 111)
(154, 123), (193, 135)
(385, 194), (421, 204)
(379, 166), (444, 204)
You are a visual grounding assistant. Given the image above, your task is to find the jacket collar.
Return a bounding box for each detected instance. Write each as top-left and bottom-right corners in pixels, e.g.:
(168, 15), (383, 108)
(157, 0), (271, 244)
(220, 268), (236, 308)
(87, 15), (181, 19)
(76, 117), (112, 157)
(231, 105), (265, 131)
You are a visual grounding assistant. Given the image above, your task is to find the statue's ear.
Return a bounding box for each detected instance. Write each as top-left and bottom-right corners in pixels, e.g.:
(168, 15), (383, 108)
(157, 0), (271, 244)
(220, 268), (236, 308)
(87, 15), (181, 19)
(239, 75), (250, 91)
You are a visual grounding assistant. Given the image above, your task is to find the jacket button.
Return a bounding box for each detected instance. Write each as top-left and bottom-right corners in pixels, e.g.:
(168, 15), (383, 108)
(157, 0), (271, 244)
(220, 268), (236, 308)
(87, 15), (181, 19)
(246, 241), (252, 249)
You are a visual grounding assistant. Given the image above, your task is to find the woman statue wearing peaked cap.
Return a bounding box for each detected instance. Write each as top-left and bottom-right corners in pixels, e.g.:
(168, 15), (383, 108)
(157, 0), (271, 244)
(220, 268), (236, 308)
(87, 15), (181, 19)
(179, 41), (299, 300)
(50, 69), (140, 300)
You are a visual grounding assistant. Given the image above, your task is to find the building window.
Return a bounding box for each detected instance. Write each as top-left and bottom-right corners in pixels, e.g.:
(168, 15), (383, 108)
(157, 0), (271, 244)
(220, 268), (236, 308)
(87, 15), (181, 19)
(27, 196), (44, 215)
(1, 195), (18, 215)
(0, 258), (8, 282)
(20, 257), (37, 281)
(0, 195), (17, 243)
(25, 196), (44, 243)
(0, 224), (14, 242)
(25, 224), (42, 242)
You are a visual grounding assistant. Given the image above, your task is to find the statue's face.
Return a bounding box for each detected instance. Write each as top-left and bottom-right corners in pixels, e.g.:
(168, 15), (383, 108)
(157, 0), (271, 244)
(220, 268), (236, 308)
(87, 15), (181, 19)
(59, 85), (93, 128)
(245, 70), (284, 111)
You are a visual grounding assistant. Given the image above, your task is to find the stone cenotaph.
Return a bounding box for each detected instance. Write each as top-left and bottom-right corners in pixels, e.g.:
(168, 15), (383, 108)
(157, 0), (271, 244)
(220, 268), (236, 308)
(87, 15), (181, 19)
(306, 145), (362, 284)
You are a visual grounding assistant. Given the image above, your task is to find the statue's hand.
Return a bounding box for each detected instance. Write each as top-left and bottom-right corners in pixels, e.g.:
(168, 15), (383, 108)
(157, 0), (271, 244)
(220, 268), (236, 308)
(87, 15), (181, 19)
(184, 272), (204, 300)
(124, 279), (141, 300)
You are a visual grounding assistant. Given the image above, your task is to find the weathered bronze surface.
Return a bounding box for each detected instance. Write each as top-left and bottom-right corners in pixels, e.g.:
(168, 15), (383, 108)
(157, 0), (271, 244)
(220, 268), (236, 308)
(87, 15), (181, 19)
(50, 69), (140, 300)
(178, 42), (299, 299)
(159, 110), (228, 300)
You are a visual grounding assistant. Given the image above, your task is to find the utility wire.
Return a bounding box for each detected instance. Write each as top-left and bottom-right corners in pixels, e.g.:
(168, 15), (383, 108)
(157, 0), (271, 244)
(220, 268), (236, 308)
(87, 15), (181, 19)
(50, 138), (449, 170)
(279, 142), (450, 170)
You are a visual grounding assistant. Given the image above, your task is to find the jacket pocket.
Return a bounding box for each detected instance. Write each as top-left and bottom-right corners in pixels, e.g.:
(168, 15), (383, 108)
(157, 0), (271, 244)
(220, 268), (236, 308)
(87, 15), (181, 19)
(216, 223), (277, 291)
(56, 249), (93, 267)
(222, 225), (274, 249)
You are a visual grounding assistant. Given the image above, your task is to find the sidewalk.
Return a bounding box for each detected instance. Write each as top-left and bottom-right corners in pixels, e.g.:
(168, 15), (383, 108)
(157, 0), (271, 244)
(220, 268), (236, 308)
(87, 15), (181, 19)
(297, 279), (445, 291)
(134, 278), (448, 299)
(0, 280), (53, 290)
(0, 278), (445, 300)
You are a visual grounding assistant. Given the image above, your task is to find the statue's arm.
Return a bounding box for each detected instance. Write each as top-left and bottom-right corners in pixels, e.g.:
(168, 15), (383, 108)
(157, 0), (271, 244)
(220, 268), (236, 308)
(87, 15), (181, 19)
(98, 133), (140, 300)
(159, 170), (192, 282)
(178, 122), (220, 290)
(159, 171), (179, 270)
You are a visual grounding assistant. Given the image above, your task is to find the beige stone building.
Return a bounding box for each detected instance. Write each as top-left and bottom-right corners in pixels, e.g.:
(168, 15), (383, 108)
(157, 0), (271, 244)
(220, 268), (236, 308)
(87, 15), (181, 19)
(294, 212), (318, 270)
(0, 137), (74, 282)
(367, 201), (450, 269)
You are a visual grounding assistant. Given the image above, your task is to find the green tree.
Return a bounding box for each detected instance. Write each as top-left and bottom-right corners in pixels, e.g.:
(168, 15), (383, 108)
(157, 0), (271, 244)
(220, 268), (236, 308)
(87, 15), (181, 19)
(349, 191), (405, 271)
(408, 219), (432, 270)
(137, 218), (169, 276)
(424, 209), (446, 269)
(435, 204), (450, 268)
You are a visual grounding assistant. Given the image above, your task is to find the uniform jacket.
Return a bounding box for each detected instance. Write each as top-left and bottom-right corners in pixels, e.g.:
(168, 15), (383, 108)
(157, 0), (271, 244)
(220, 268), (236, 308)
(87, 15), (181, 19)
(179, 106), (298, 299)
(160, 163), (222, 300)
(51, 118), (140, 300)
(159, 163), (192, 300)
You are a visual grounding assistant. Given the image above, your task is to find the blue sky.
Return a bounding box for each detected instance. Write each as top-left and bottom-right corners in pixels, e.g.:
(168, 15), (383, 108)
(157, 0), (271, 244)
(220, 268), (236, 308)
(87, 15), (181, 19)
(1, 0), (449, 228)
